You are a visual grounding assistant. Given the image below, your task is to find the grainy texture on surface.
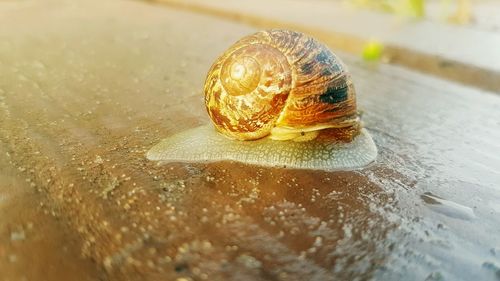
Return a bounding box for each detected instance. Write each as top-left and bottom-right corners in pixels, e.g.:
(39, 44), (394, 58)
(0, 1), (500, 281)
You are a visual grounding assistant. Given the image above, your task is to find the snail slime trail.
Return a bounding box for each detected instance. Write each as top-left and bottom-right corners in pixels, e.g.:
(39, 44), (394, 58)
(147, 29), (377, 170)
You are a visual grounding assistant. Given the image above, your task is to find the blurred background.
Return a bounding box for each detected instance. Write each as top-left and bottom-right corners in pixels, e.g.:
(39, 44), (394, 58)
(153, 0), (500, 92)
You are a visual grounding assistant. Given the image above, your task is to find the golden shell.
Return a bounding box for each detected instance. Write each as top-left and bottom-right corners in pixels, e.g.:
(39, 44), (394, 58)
(204, 29), (358, 141)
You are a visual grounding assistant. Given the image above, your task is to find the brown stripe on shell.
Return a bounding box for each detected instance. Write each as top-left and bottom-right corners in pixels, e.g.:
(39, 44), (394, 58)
(269, 30), (357, 128)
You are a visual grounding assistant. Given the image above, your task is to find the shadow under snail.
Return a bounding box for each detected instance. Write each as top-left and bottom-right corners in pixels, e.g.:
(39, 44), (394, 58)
(147, 29), (377, 170)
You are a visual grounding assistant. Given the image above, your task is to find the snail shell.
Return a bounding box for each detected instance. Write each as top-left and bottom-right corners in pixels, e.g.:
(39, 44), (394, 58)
(147, 29), (377, 170)
(204, 29), (358, 141)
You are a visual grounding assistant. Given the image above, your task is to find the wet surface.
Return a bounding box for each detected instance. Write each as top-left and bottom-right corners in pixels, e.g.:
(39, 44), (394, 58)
(0, 0), (499, 280)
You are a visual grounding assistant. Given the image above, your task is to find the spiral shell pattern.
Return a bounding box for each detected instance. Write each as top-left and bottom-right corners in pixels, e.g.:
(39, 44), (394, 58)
(205, 29), (357, 140)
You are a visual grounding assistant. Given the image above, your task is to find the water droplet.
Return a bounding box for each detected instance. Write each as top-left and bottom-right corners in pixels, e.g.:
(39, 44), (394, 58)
(421, 192), (475, 220)
(10, 230), (26, 241)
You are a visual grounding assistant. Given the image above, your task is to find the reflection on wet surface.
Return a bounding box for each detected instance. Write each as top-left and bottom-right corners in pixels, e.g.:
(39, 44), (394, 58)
(164, 162), (395, 280)
(354, 63), (500, 280)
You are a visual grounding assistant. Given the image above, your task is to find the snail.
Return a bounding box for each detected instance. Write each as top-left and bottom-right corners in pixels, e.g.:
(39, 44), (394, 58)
(147, 29), (377, 170)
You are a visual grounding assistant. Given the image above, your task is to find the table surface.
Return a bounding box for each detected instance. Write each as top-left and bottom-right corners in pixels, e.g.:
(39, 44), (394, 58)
(0, 1), (500, 280)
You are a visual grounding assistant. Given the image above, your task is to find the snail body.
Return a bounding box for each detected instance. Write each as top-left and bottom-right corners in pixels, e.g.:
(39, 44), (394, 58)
(147, 29), (377, 170)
